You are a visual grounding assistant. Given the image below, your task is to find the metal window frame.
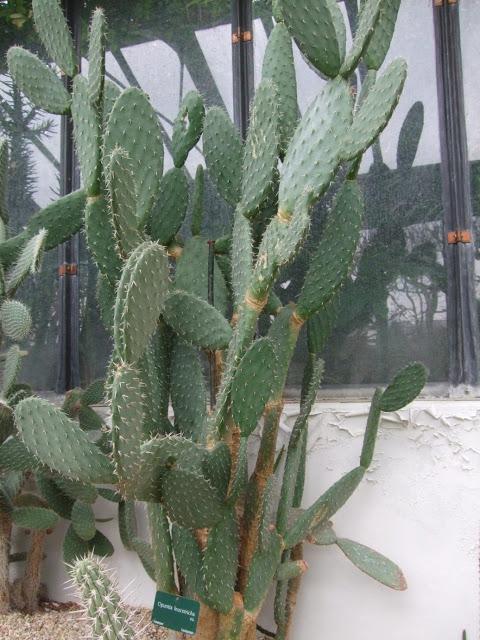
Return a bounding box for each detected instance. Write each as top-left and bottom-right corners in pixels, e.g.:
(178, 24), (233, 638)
(433, 0), (480, 386)
(55, 0), (479, 391)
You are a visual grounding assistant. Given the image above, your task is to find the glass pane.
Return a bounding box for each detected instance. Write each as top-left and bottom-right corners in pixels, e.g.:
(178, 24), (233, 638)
(253, 0), (447, 389)
(79, 0), (233, 385)
(459, 0), (480, 355)
(0, 8), (61, 390)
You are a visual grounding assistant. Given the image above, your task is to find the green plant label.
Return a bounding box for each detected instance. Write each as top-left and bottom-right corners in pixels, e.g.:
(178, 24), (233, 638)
(151, 591), (200, 636)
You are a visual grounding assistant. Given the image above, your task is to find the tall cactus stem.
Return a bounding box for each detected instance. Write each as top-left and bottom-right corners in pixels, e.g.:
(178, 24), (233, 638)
(21, 529), (46, 614)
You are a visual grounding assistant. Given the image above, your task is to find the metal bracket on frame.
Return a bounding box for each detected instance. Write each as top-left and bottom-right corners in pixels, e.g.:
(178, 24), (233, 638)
(232, 29), (253, 44)
(58, 263), (78, 276)
(434, 0), (457, 6)
(447, 230), (472, 244)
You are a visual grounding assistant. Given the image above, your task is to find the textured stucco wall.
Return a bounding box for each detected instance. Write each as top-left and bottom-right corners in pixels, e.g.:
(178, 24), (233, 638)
(36, 400), (480, 639)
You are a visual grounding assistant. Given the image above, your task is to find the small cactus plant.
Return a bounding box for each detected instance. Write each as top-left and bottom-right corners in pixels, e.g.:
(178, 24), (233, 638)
(7, 0), (428, 638)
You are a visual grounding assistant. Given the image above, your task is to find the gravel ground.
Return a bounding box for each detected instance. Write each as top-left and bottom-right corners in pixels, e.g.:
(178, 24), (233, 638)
(0, 603), (269, 639)
(0, 602), (167, 639)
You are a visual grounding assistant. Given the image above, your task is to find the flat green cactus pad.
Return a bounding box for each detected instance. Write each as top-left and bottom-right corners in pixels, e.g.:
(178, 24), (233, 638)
(2, 345), (23, 398)
(114, 241), (169, 364)
(171, 524), (204, 596)
(163, 290), (233, 350)
(244, 531), (283, 613)
(172, 91), (205, 168)
(71, 500), (96, 541)
(12, 506), (59, 530)
(343, 58), (407, 161)
(111, 364), (146, 493)
(107, 148), (143, 257)
(262, 23), (298, 155)
(84, 194), (122, 285)
(63, 525), (114, 564)
(7, 47), (71, 115)
(190, 164), (205, 236)
(87, 8), (106, 107)
(278, 77), (352, 215)
(231, 210), (253, 310)
(0, 300), (32, 341)
(26, 189), (85, 250)
(32, 0), (76, 76)
(238, 80), (279, 219)
(104, 87), (163, 225)
(231, 338), (278, 436)
(203, 508), (238, 613)
(15, 397), (113, 483)
(71, 75), (100, 196)
(6, 229), (46, 294)
(162, 467), (225, 529)
(170, 340), (207, 441)
(149, 168), (189, 245)
(336, 538), (407, 590)
(174, 236), (229, 315)
(203, 107), (242, 207)
(284, 467), (365, 548)
(340, 0), (382, 77)
(363, 0), (402, 70)
(296, 179), (364, 320)
(280, 0), (346, 78)
(380, 362), (427, 412)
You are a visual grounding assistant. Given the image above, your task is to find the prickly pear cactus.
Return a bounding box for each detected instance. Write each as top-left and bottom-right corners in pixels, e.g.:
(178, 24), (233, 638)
(8, 0), (428, 638)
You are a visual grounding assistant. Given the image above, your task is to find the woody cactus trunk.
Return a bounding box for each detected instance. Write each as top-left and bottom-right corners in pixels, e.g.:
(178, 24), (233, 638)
(8, 0), (428, 638)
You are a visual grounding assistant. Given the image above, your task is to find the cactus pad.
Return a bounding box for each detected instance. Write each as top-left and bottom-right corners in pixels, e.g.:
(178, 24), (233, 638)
(7, 47), (71, 115)
(162, 467), (225, 529)
(239, 80), (279, 219)
(87, 8), (106, 107)
(380, 362), (427, 412)
(170, 340), (207, 441)
(172, 91), (205, 168)
(231, 338), (278, 436)
(363, 0), (402, 71)
(163, 290), (232, 350)
(12, 506), (59, 530)
(278, 77), (352, 215)
(32, 0), (76, 76)
(107, 148), (143, 257)
(71, 76), (100, 196)
(203, 508), (238, 613)
(262, 23), (298, 155)
(15, 397), (113, 483)
(71, 500), (96, 541)
(0, 300), (32, 341)
(104, 87), (163, 225)
(149, 167), (189, 245)
(340, 0), (382, 76)
(84, 194), (122, 285)
(114, 241), (169, 364)
(203, 107), (242, 206)
(336, 538), (407, 590)
(296, 180), (363, 320)
(343, 58), (407, 161)
(279, 0), (346, 78)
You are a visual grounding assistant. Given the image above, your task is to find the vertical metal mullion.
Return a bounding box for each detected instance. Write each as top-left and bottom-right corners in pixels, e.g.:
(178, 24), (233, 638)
(433, 0), (479, 386)
(232, 0), (254, 139)
(57, 0), (81, 392)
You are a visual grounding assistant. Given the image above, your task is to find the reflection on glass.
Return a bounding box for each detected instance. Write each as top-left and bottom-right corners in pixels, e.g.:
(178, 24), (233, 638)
(79, 0), (233, 384)
(459, 0), (480, 352)
(254, 0), (447, 386)
(0, 9), (61, 390)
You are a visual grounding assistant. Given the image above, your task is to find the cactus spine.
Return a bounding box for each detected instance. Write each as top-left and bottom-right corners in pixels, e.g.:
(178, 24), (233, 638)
(8, 0), (428, 638)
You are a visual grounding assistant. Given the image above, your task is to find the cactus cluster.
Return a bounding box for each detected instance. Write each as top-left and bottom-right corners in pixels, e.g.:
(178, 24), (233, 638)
(0, 140), (114, 613)
(5, 0), (428, 638)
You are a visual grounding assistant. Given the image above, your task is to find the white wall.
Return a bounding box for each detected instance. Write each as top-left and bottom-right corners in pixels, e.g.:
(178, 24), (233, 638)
(37, 400), (480, 640)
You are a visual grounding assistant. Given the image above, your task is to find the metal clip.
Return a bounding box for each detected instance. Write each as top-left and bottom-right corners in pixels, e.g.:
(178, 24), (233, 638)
(58, 263), (78, 276)
(447, 230), (472, 244)
(232, 30), (253, 44)
(434, 0), (457, 6)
